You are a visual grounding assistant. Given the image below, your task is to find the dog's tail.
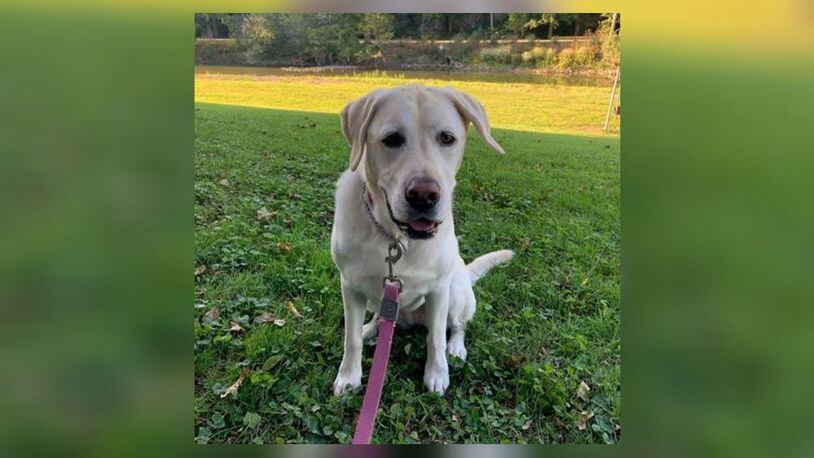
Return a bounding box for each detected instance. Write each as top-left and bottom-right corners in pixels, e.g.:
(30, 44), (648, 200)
(467, 249), (514, 283)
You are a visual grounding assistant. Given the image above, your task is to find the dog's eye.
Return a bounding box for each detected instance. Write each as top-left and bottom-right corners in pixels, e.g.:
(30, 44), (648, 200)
(438, 131), (456, 146)
(382, 132), (405, 148)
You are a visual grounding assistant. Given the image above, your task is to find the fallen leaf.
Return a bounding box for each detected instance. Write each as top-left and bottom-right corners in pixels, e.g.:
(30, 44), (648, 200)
(262, 355), (284, 371)
(577, 410), (594, 431)
(219, 368), (248, 399)
(290, 193), (302, 200)
(521, 419), (533, 430)
(202, 305), (220, 324)
(256, 207), (276, 222)
(277, 242), (293, 252)
(228, 322), (244, 333)
(273, 318), (286, 327)
(194, 265), (206, 276)
(577, 380), (591, 401)
(218, 179), (230, 187)
(452, 414), (459, 422)
(255, 312), (276, 324)
(506, 355), (527, 369)
(286, 301), (302, 318)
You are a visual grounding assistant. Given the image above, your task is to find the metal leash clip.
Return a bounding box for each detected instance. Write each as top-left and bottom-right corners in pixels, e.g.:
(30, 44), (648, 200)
(382, 239), (404, 292)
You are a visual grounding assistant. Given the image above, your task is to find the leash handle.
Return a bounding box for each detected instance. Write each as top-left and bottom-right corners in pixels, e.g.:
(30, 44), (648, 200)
(351, 281), (400, 444)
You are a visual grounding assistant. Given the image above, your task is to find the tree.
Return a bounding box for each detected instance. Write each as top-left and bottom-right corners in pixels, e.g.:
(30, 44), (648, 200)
(504, 13), (531, 38)
(195, 14), (231, 38)
(358, 14), (393, 44)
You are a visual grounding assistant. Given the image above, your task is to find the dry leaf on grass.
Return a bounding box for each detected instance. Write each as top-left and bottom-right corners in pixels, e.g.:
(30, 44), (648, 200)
(286, 301), (302, 318)
(228, 322), (244, 332)
(255, 312), (276, 324)
(521, 419), (533, 431)
(256, 207), (276, 222)
(276, 242), (293, 252)
(218, 179), (230, 187)
(202, 305), (220, 324)
(219, 368), (248, 399)
(577, 380), (591, 401)
(194, 265), (206, 276)
(577, 410), (594, 430)
(273, 318), (286, 327)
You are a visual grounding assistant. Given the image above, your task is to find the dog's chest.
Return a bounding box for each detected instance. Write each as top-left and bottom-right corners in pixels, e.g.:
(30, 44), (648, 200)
(336, 243), (451, 310)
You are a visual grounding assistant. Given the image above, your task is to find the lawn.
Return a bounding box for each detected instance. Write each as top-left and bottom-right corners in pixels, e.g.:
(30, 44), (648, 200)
(195, 65), (620, 136)
(194, 68), (620, 444)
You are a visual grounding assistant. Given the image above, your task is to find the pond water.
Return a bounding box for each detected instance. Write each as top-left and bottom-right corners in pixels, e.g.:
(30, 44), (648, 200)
(196, 65), (613, 87)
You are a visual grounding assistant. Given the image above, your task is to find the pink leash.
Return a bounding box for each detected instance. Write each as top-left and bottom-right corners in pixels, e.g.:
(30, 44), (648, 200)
(351, 241), (404, 444)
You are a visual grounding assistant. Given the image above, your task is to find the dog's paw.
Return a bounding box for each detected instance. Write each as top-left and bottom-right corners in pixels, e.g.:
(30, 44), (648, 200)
(423, 364), (450, 395)
(333, 371), (362, 396)
(361, 320), (379, 341)
(446, 338), (467, 362)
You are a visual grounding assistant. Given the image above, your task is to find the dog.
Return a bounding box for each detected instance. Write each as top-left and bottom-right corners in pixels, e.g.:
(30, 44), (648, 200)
(331, 84), (514, 395)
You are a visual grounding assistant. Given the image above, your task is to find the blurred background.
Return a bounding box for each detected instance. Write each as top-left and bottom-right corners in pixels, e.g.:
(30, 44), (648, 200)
(2, 0), (814, 456)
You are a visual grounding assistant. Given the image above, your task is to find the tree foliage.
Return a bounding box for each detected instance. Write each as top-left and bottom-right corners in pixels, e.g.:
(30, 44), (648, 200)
(197, 13), (617, 67)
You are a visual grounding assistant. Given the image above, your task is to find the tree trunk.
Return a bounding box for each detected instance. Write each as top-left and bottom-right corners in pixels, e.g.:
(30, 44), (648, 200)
(490, 13), (494, 30)
(609, 13), (618, 38)
(574, 22), (581, 36)
(207, 15), (216, 38)
(547, 22), (554, 38)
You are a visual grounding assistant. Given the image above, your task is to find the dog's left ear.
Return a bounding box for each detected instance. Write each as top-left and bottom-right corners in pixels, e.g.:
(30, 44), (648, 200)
(340, 91), (381, 171)
(442, 87), (505, 154)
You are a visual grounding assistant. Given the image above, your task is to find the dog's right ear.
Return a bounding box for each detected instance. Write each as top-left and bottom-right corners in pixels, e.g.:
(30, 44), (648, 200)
(340, 91), (381, 171)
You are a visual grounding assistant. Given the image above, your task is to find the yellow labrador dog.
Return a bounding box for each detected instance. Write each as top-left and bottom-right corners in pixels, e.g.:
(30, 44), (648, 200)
(331, 84), (513, 395)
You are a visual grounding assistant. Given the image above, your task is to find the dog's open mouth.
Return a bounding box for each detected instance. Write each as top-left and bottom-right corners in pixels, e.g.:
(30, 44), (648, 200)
(404, 218), (440, 239)
(381, 189), (441, 239)
(391, 215), (441, 239)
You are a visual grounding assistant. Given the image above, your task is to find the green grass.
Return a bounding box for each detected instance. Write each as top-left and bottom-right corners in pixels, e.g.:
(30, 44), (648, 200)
(194, 71), (620, 444)
(195, 65), (620, 136)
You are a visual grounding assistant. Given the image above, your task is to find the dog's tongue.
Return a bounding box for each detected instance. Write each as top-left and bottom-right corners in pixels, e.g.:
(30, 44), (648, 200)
(409, 218), (436, 232)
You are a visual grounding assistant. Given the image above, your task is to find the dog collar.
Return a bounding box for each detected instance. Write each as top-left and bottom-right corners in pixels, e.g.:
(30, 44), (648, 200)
(360, 181), (398, 241)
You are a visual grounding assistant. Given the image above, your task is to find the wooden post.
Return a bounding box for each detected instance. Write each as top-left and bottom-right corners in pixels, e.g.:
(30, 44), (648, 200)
(604, 66), (620, 132)
(609, 13), (618, 40)
(490, 13), (494, 30)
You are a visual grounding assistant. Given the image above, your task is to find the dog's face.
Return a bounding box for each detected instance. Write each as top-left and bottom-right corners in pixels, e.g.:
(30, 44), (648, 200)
(341, 85), (504, 239)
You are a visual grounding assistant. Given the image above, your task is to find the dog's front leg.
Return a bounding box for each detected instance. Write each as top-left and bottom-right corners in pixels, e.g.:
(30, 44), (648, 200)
(333, 282), (366, 395)
(423, 286), (450, 394)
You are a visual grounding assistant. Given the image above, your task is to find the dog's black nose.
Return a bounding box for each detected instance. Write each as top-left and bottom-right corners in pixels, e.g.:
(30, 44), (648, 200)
(405, 177), (441, 212)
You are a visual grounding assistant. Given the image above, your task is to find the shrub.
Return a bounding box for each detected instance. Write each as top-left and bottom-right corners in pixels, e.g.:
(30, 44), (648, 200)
(535, 47), (557, 68)
(446, 32), (478, 63)
(544, 48), (557, 64)
(530, 46), (545, 59)
(574, 46), (597, 67)
(596, 16), (620, 66)
(556, 47), (576, 68)
(521, 50), (535, 64)
(195, 40), (245, 65)
(478, 45), (513, 65)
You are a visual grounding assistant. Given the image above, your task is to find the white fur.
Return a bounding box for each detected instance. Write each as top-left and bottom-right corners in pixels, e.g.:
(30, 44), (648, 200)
(331, 85), (513, 396)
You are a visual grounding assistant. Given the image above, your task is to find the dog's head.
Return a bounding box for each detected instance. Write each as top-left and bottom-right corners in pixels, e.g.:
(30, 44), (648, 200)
(341, 85), (504, 240)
